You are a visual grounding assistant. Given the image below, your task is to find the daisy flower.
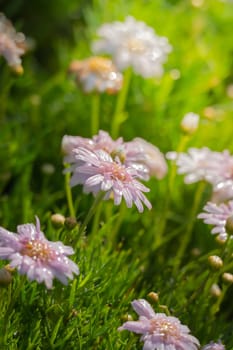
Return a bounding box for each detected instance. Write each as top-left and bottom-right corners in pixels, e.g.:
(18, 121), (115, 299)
(202, 341), (225, 350)
(0, 12), (27, 73)
(197, 200), (233, 239)
(0, 217), (79, 289)
(62, 130), (167, 181)
(69, 147), (152, 212)
(68, 56), (123, 94)
(118, 299), (200, 350)
(92, 16), (172, 78)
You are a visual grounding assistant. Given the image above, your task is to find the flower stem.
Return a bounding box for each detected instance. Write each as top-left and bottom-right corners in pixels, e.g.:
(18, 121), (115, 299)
(78, 192), (105, 238)
(65, 168), (76, 218)
(111, 68), (132, 138)
(155, 134), (190, 246)
(91, 93), (100, 135)
(173, 181), (206, 273)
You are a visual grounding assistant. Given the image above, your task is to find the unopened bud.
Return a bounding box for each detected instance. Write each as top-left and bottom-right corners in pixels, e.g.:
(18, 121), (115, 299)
(148, 292), (159, 303)
(222, 272), (233, 284)
(122, 314), (133, 322)
(208, 255), (223, 270)
(210, 284), (222, 298)
(64, 217), (78, 230)
(41, 163), (55, 175)
(180, 112), (199, 134)
(226, 215), (233, 235)
(51, 213), (65, 228)
(0, 267), (13, 287)
(215, 234), (227, 245)
(191, 248), (201, 257)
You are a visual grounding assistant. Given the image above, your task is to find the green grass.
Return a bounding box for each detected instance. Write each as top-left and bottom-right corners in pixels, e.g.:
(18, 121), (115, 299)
(1, 0), (233, 348)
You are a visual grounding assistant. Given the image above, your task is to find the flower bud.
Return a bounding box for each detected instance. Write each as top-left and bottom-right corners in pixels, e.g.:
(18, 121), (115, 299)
(51, 213), (65, 228)
(226, 215), (233, 235)
(0, 267), (13, 287)
(148, 292), (159, 303)
(208, 255), (223, 270)
(180, 112), (199, 134)
(222, 272), (233, 284)
(64, 217), (78, 230)
(210, 284), (221, 298)
(121, 314), (133, 322)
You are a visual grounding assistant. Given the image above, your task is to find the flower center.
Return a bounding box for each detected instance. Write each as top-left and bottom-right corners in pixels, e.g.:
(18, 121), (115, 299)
(150, 319), (178, 337)
(126, 38), (146, 53)
(21, 240), (54, 262)
(88, 57), (113, 74)
(102, 162), (130, 182)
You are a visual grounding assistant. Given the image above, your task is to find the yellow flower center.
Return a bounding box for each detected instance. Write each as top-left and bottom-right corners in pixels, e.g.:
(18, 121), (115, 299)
(21, 240), (53, 261)
(126, 38), (146, 53)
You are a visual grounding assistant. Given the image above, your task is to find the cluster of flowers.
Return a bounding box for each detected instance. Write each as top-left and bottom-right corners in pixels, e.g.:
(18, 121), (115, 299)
(0, 12), (27, 73)
(62, 130), (167, 212)
(167, 147), (233, 241)
(69, 16), (172, 93)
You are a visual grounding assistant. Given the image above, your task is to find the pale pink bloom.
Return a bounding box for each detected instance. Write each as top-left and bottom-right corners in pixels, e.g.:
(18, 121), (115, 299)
(125, 137), (168, 179)
(180, 112), (199, 134)
(92, 16), (172, 78)
(197, 200), (233, 239)
(0, 13), (26, 73)
(202, 341), (225, 350)
(68, 56), (123, 94)
(62, 131), (166, 181)
(211, 180), (233, 203)
(166, 148), (226, 185)
(0, 217), (79, 289)
(118, 299), (200, 350)
(69, 147), (152, 212)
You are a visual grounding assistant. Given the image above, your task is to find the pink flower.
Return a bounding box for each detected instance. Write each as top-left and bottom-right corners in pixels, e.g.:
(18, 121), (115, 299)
(202, 341), (225, 350)
(118, 299), (200, 350)
(0, 217), (79, 289)
(125, 137), (167, 179)
(62, 130), (167, 181)
(197, 200), (233, 239)
(69, 147), (152, 212)
(68, 56), (123, 94)
(0, 12), (27, 73)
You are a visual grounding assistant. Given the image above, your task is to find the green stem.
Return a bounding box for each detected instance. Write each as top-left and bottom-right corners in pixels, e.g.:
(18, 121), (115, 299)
(65, 168), (76, 218)
(77, 192), (105, 239)
(91, 93), (100, 135)
(173, 181), (206, 273)
(155, 134), (190, 245)
(111, 68), (132, 138)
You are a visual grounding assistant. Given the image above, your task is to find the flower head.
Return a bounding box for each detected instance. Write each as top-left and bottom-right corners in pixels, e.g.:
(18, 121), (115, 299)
(118, 299), (200, 350)
(166, 147), (223, 185)
(62, 130), (167, 181)
(0, 12), (27, 73)
(180, 112), (199, 134)
(198, 200), (233, 239)
(125, 137), (167, 179)
(68, 56), (123, 94)
(69, 147), (152, 212)
(202, 341), (225, 350)
(92, 16), (172, 78)
(0, 217), (79, 289)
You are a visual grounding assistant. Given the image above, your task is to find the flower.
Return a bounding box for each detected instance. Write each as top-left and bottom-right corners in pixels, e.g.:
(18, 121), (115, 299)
(118, 299), (200, 350)
(0, 217), (79, 289)
(0, 12), (27, 73)
(62, 130), (167, 181)
(92, 16), (172, 78)
(166, 148), (233, 187)
(68, 56), (123, 94)
(202, 341), (225, 350)
(197, 200), (233, 239)
(125, 137), (167, 179)
(180, 112), (199, 134)
(69, 147), (152, 212)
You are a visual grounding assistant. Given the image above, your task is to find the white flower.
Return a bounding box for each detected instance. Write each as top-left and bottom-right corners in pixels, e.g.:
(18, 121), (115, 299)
(180, 112), (199, 134)
(92, 16), (172, 78)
